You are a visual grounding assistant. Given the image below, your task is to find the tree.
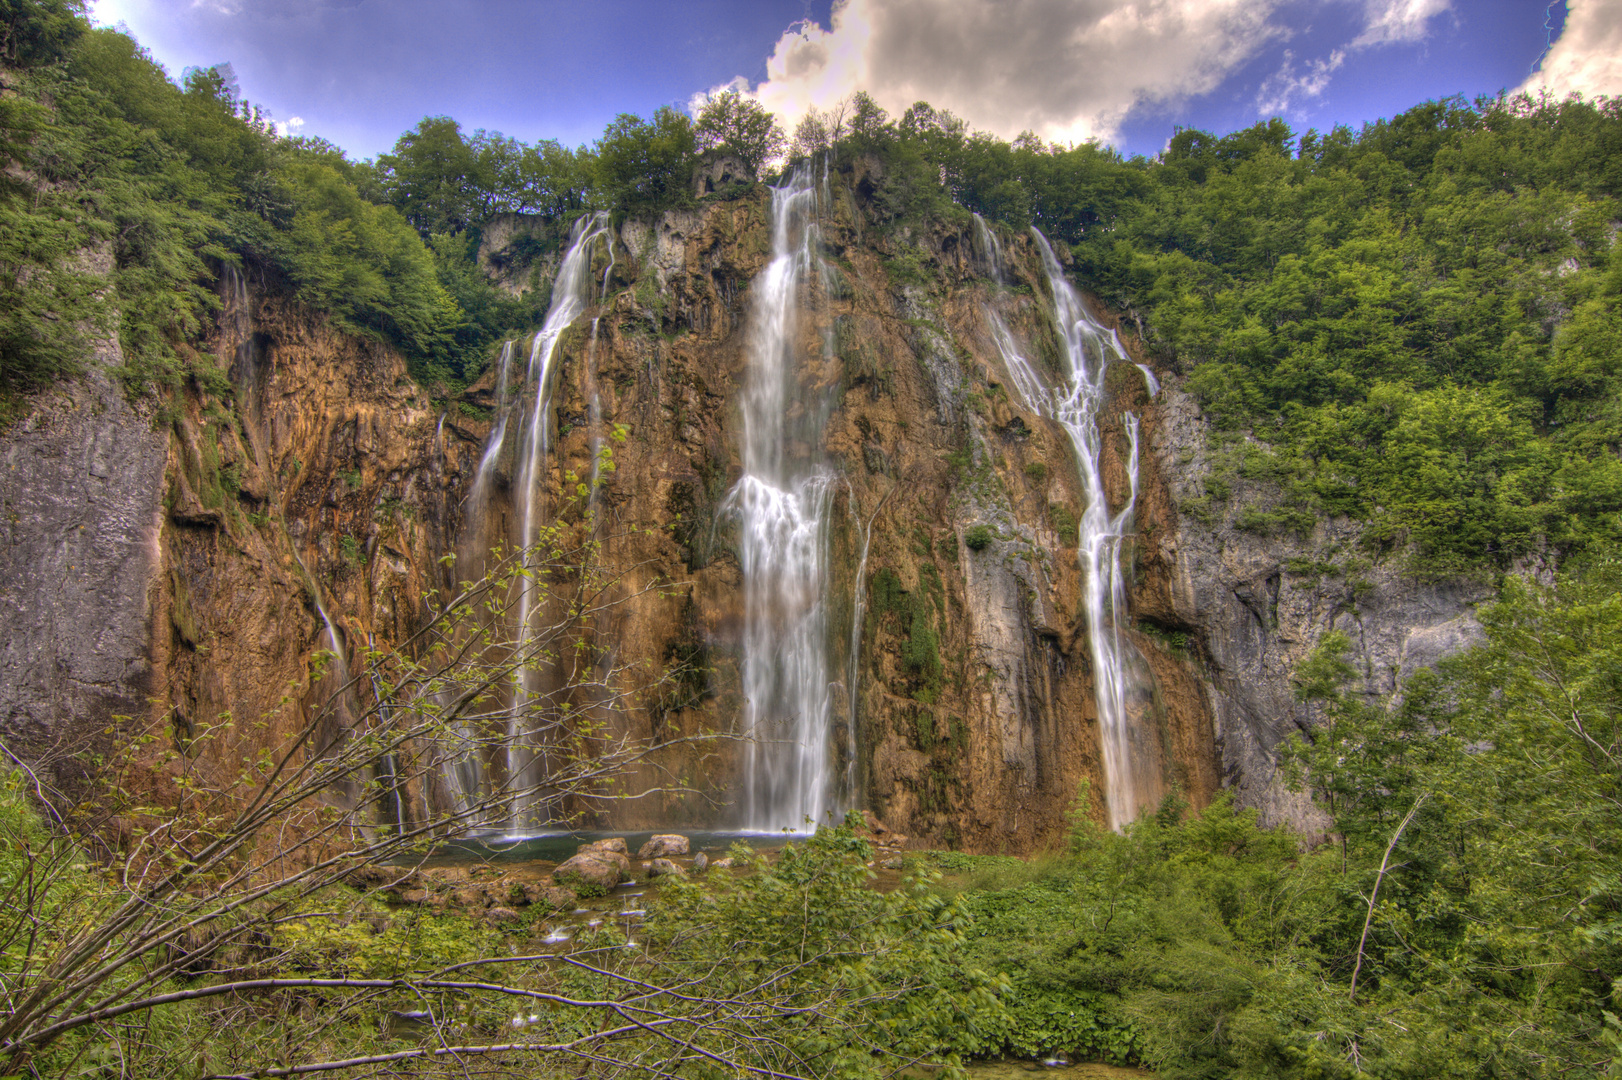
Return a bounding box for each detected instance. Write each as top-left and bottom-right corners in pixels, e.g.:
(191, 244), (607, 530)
(590, 106), (697, 213)
(374, 116), (482, 236)
(791, 101), (846, 160)
(1282, 562), (1622, 1075)
(693, 89), (785, 178)
(0, 0), (84, 67)
(514, 138), (590, 220)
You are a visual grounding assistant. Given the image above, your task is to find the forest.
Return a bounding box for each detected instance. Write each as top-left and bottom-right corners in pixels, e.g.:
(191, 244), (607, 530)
(2, 0), (1621, 1076)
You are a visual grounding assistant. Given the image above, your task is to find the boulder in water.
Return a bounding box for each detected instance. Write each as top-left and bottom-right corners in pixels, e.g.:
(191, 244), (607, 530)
(692, 852), (708, 872)
(711, 857), (734, 870)
(648, 857), (687, 880)
(579, 837), (628, 856)
(638, 834), (690, 859)
(554, 852), (625, 896)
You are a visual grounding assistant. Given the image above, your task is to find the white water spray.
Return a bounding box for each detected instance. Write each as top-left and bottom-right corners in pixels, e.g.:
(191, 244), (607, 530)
(727, 167), (838, 833)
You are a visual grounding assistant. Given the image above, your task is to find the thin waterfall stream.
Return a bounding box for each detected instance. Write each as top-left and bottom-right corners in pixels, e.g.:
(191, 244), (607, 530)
(452, 213), (613, 834)
(979, 216), (1161, 829)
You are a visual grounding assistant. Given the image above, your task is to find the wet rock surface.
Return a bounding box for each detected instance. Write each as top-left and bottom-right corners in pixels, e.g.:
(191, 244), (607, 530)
(4, 175), (1493, 854)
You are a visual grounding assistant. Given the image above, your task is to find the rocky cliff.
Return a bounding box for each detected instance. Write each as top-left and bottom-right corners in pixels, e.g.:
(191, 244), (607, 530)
(0, 164), (1486, 850)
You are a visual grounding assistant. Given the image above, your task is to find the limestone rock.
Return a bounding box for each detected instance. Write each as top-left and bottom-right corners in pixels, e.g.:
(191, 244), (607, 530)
(648, 858), (687, 880)
(537, 886), (577, 910)
(638, 834), (690, 859)
(554, 853), (625, 896)
(579, 837), (628, 856)
(485, 906), (521, 925)
(861, 811), (893, 837)
(692, 852), (708, 872)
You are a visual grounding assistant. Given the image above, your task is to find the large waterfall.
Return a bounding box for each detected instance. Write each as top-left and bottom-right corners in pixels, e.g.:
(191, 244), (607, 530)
(981, 217), (1161, 829)
(726, 167), (838, 833)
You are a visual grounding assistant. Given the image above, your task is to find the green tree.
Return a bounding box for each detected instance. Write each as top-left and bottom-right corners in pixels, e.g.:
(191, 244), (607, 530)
(0, 0), (83, 67)
(693, 88), (785, 177)
(374, 115), (482, 236)
(590, 105), (697, 213)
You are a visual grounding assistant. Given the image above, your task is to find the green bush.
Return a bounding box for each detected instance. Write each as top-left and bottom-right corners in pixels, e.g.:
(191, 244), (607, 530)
(964, 524), (994, 551)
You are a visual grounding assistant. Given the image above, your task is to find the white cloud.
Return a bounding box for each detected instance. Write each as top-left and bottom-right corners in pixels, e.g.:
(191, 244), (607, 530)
(274, 116), (305, 138)
(1352, 0), (1451, 48)
(1253, 0), (1447, 120)
(748, 0), (1288, 146)
(1256, 48), (1346, 116)
(687, 75), (752, 118)
(1518, 0), (1622, 100)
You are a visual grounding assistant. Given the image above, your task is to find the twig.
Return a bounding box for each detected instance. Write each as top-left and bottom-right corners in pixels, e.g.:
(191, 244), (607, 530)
(1349, 793), (1429, 1003)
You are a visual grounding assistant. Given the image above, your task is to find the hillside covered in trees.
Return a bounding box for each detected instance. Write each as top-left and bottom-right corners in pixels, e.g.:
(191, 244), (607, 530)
(3, 1), (1622, 1077)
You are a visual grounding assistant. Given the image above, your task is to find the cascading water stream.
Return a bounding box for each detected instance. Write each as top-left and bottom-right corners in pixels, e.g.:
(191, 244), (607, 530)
(979, 218), (1160, 829)
(448, 214), (612, 834)
(466, 339), (515, 529)
(727, 167), (838, 833)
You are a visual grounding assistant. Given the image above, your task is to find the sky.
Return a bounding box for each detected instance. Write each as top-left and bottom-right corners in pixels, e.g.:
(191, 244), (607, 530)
(87, 0), (1621, 161)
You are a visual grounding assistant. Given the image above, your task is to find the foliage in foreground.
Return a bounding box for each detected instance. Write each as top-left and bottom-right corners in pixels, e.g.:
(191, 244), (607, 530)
(944, 559), (1622, 1079)
(5, 559), (1622, 1077)
(0, 787), (998, 1079)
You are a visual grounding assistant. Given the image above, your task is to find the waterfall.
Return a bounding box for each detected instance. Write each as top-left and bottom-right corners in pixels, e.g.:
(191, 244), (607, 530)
(982, 220), (1161, 829)
(509, 212), (611, 832)
(466, 339), (515, 530)
(726, 166), (838, 833)
(367, 639), (406, 834)
(448, 214), (612, 834)
(973, 213), (1005, 283)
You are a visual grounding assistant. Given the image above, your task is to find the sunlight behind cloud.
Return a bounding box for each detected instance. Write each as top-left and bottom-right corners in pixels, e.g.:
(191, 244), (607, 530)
(1518, 0), (1622, 100)
(748, 0), (1286, 146)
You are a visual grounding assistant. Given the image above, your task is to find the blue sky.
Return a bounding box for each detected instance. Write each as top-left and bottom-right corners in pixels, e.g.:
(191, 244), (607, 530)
(88, 1), (1598, 161)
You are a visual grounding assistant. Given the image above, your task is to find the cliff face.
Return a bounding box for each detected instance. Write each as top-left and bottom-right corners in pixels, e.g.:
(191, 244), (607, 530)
(0, 248), (168, 793)
(0, 169), (1484, 850)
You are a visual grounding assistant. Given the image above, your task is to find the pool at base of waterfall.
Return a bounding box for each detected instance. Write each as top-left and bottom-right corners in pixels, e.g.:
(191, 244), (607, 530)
(410, 829), (797, 867)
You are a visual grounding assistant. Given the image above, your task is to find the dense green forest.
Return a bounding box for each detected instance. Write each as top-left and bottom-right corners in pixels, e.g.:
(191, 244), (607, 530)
(4, 2), (1622, 1076)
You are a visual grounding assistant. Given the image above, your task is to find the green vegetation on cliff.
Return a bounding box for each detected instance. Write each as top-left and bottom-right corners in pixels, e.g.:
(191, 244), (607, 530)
(811, 93), (1622, 575)
(0, 5), (793, 403)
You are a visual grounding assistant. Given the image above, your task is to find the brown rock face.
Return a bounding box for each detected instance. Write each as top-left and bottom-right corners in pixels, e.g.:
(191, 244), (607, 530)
(10, 161), (1483, 857)
(580, 837), (629, 856)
